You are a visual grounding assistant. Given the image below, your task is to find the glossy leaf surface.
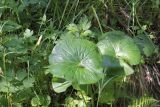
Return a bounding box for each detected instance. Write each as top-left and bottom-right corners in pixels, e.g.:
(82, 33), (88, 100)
(49, 38), (103, 84)
(97, 31), (141, 65)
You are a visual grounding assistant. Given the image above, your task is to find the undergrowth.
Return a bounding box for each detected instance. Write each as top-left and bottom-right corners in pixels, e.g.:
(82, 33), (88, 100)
(0, 0), (160, 107)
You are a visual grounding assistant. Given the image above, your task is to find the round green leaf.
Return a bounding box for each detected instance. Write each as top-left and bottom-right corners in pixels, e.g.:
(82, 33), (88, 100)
(49, 38), (103, 84)
(97, 31), (141, 65)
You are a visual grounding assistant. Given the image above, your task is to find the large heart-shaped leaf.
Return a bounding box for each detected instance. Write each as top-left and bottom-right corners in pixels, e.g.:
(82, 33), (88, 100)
(48, 38), (103, 84)
(97, 31), (141, 65)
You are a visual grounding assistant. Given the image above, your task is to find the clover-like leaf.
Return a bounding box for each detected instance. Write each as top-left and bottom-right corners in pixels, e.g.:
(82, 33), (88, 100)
(48, 38), (103, 84)
(97, 31), (141, 65)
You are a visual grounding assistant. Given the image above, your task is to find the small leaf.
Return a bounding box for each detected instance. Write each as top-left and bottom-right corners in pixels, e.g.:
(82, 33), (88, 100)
(42, 14), (46, 22)
(2, 20), (21, 32)
(142, 25), (147, 31)
(24, 28), (33, 38)
(66, 23), (78, 33)
(31, 96), (41, 106)
(16, 71), (27, 81)
(4, 36), (27, 53)
(76, 91), (91, 101)
(0, 79), (18, 93)
(0, 80), (9, 92)
(119, 59), (134, 75)
(65, 97), (88, 107)
(12, 88), (32, 102)
(52, 81), (72, 93)
(78, 16), (91, 31)
(23, 77), (35, 88)
(80, 30), (92, 37)
(31, 95), (51, 106)
(13, 103), (22, 107)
